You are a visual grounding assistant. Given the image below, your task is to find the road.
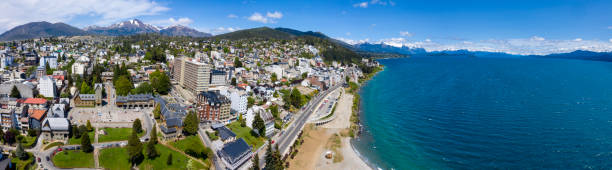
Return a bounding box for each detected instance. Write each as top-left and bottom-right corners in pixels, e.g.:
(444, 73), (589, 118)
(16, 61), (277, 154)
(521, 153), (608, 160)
(197, 128), (223, 170)
(276, 85), (341, 156)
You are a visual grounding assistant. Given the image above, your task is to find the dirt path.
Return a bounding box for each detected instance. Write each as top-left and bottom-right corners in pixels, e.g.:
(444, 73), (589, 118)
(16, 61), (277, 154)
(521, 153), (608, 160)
(287, 125), (333, 170)
(164, 144), (208, 167)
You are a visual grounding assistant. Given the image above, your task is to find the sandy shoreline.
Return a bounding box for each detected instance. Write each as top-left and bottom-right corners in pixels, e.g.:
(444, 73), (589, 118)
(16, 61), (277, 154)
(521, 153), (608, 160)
(287, 89), (372, 170)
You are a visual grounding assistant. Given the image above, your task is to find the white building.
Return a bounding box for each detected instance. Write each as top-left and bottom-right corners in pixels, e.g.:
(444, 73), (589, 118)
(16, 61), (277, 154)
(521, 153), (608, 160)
(219, 88), (248, 114)
(39, 56), (58, 69)
(38, 76), (57, 98)
(72, 62), (86, 75)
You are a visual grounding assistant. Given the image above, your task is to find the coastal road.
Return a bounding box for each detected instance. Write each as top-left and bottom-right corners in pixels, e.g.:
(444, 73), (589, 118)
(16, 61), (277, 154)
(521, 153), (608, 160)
(276, 85), (342, 156)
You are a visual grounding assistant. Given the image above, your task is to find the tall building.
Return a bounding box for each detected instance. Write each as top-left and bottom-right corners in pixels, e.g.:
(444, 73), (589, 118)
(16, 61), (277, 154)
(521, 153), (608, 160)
(197, 90), (231, 123)
(38, 76), (57, 98)
(173, 57), (211, 95)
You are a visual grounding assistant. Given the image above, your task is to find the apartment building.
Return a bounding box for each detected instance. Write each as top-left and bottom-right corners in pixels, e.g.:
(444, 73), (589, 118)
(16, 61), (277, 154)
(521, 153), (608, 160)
(197, 90), (231, 124)
(173, 57), (211, 96)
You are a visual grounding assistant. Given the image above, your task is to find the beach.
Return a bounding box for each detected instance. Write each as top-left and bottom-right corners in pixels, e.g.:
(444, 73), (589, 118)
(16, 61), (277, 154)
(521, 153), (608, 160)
(288, 90), (371, 170)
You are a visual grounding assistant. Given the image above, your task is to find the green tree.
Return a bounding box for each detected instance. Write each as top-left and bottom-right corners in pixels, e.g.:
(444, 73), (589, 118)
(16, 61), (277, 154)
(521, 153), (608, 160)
(16, 143), (28, 160)
(149, 70), (171, 94)
(80, 81), (92, 94)
(132, 82), (153, 94)
(183, 111), (199, 135)
(253, 113), (265, 137)
(153, 104), (161, 119)
(239, 114), (246, 127)
(115, 75), (133, 96)
(81, 132), (93, 153)
(167, 153), (173, 165)
(290, 88), (303, 108)
(264, 142), (283, 170)
(145, 140), (158, 159)
(269, 105), (279, 119)
(271, 73), (277, 83)
(10, 85), (21, 98)
(252, 154), (260, 170)
(86, 120), (93, 132)
(133, 119), (142, 134)
(127, 130), (143, 165)
(45, 62), (52, 75)
(231, 78), (237, 86)
(234, 57), (243, 67)
(150, 126), (158, 144)
(71, 125), (81, 139)
(248, 97), (255, 108)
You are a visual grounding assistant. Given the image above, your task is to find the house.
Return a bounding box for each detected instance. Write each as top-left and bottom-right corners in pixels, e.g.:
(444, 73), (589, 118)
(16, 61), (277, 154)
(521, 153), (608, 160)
(74, 94), (95, 107)
(28, 109), (47, 130)
(50, 104), (65, 118)
(215, 126), (236, 143)
(197, 90), (231, 124)
(210, 70), (227, 86)
(217, 138), (253, 170)
(154, 98), (187, 140)
(22, 98), (47, 109)
(39, 56), (58, 69)
(38, 76), (57, 98)
(115, 94), (154, 109)
(41, 118), (69, 141)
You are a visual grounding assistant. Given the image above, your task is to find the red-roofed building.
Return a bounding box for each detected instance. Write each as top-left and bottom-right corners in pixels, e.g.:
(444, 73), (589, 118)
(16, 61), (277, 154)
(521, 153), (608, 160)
(28, 109), (47, 130)
(23, 98), (47, 109)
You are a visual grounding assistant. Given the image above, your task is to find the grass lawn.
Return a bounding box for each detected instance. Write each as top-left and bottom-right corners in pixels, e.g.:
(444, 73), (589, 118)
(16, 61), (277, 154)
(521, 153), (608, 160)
(170, 135), (211, 163)
(68, 128), (144, 144)
(99, 144), (208, 170)
(228, 121), (266, 151)
(11, 153), (34, 170)
(44, 142), (64, 150)
(68, 131), (94, 145)
(99, 147), (131, 170)
(52, 150), (95, 168)
(139, 144), (208, 170)
(97, 128), (144, 143)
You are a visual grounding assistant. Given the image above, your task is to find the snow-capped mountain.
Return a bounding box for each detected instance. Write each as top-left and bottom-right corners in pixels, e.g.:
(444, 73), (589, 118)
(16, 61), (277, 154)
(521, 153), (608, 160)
(85, 19), (161, 36)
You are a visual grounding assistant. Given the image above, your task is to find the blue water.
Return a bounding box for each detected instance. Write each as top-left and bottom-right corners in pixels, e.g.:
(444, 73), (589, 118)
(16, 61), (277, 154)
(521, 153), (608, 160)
(353, 56), (612, 169)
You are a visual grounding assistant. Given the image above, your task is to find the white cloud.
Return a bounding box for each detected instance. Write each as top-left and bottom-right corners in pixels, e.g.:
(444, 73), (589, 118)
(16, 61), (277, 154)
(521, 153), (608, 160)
(353, 0), (395, 8)
(346, 32), (351, 36)
(610, 38), (612, 43)
(399, 31), (412, 37)
(227, 14), (238, 18)
(574, 38), (583, 42)
(266, 11), (283, 19)
(607, 26), (612, 29)
(530, 36), (545, 41)
(248, 11), (283, 23)
(0, 0), (169, 32)
(149, 17), (193, 27)
(353, 2), (368, 8)
(248, 12), (269, 23)
(210, 27), (241, 35)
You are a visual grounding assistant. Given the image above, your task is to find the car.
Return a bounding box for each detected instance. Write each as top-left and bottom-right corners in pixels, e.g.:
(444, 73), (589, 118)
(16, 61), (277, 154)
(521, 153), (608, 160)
(57, 148), (63, 151)
(271, 140), (275, 144)
(37, 157), (41, 162)
(46, 156), (50, 161)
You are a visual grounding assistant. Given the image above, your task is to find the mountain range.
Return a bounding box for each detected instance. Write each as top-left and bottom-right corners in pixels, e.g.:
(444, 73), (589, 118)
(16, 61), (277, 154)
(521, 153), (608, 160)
(2, 20), (612, 63)
(0, 19), (211, 41)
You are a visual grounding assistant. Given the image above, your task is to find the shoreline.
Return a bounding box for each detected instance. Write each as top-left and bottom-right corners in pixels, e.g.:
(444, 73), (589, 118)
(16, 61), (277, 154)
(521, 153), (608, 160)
(286, 64), (384, 170)
(348, 64), (385, 170)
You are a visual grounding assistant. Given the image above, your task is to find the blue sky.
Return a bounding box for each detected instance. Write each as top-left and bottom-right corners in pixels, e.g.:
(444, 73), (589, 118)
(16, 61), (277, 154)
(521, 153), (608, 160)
(2, 0), (612, 54)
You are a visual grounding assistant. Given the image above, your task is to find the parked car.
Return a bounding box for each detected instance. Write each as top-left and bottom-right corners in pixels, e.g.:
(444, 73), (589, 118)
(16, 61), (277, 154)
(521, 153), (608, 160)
(46, 156), (50, 161)
(37, 157), (41, 162)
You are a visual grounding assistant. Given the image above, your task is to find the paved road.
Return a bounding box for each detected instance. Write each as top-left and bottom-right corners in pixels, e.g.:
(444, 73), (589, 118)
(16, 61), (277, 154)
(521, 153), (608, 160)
(276, 85), (342, 156)
(197, 129), (223, 170)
